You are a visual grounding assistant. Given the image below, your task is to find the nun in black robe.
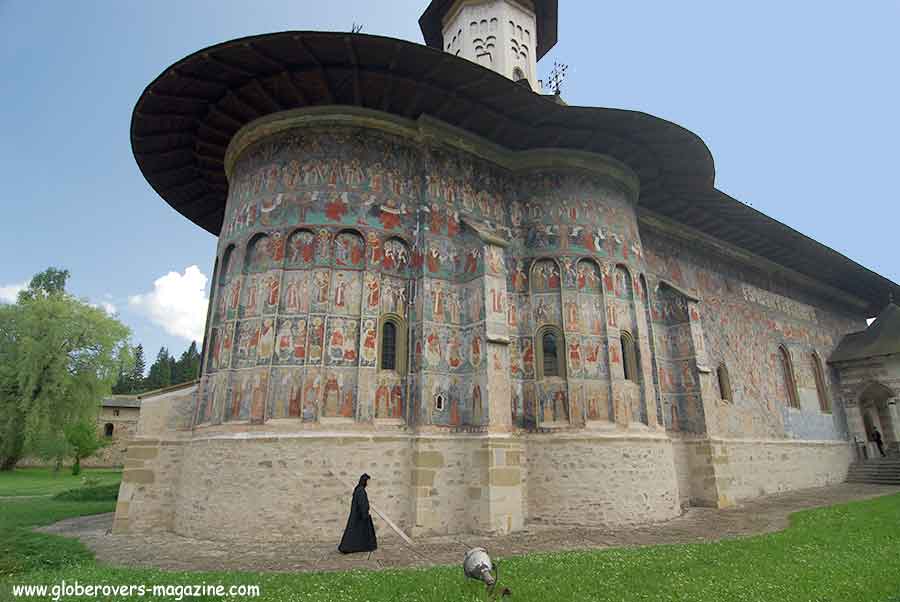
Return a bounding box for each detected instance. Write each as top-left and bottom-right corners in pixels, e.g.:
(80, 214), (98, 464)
(338, 473), (378, 554)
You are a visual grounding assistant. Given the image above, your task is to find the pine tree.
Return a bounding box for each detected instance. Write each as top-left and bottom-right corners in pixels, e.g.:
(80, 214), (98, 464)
(130, 344), (145, 391)
(145, 347), (172, 391)
(175, 341), (201, 383)
(111, 357), (129, 394)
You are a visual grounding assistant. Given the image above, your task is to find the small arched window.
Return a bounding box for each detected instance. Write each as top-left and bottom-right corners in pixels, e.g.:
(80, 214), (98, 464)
(434, 393), (445, 412)
(536, 326), (565, 379)
(113, 409), (120, 417)
(104, 423), (114, 438)
(621, 331), (638, 382)
(717, 364), (733, 402)
(513, 67), (525, 81)
(779, 346), (800, 409)
(379, 316), (407, 375)
(812, 353), (830, 413)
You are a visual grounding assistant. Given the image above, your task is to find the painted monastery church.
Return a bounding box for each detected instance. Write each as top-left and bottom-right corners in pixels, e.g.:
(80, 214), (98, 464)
(113, 0), (900, 542)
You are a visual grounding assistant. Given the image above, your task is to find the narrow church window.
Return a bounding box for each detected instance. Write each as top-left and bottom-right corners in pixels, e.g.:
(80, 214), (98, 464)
(114, 409), (120, 417)
(537, 326), (564, 379)
(379, 316), (407, 376)
(779, 346), (800, 409)
(812, 353), (830, 413)
(513, 67), (525, 81)
(543, 331), (558, 377)
(104, 423), (114, 438)
(381, 321), (397, 371)
(717, 364), (733, 402)
(621, 331), (638, 382)
(434, 393), (445, 412)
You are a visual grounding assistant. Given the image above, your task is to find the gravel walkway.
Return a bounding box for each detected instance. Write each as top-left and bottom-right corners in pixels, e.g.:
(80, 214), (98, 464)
(33, 483), (900, 574)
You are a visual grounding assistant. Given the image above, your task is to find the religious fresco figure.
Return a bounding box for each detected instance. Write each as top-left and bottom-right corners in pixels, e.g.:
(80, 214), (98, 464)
(472, 384), (483, 425)
(364, 273), (380, 310)
(511, 261), (528, 292)
(447, 332), (463, 370)
(390, 384), (404, 419)
(568, 340), (583, 373)
(323, 373), (341, 416)
(470, 334), (482, 369)
(258, 318), (276, 363)
(375, 384), (390, 419)
(308, 317), (325, 362)
(288, 229), (316, 265)
(314, 270), (331, 304)
(361, 319), (378, 366)
(282, 272), (306, 314)
(264, 272), (280, 311)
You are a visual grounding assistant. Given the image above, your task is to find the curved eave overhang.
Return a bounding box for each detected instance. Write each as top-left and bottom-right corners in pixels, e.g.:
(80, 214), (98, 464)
(131, 30), (899, 314)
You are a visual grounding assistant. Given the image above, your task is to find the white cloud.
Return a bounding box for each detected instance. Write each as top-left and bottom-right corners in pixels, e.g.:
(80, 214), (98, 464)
(0, 282), (26, 304)
(89, 301), (118, 315)
(129, 266), (209, 342)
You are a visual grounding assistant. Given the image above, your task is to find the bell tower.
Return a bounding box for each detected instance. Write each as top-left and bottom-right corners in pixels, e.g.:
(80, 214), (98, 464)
(419, 0), (558, 91)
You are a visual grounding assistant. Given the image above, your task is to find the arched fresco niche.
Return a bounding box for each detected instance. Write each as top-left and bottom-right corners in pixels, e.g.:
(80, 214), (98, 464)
(333, 230), (366, 269)
(523, 258), (568, 425)
(613, 265), (648, 425)
(372, 236), (412, 424)
(286, 228), (316, 268)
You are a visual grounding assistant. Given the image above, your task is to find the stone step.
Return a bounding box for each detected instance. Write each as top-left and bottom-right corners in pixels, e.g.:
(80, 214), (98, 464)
(845, 459), (900, 485)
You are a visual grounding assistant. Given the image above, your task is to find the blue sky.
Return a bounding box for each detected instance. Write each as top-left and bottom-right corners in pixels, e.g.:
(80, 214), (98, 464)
(1, 0), (898, 362)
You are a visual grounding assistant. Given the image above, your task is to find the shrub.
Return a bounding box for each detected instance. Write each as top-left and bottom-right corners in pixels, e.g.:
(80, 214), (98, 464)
(52, 483), (120, 502)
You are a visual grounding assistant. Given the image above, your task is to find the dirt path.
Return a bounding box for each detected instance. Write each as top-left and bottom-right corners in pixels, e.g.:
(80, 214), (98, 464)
(33, 483), (900, 574)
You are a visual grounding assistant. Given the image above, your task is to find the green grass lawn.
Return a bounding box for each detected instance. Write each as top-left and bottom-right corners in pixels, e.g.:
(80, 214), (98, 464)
(1, 476), (899, 601)
(0, 468), (121, 497)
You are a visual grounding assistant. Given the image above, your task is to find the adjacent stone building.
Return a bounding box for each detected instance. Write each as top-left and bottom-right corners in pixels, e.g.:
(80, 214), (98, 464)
(114, 0), (899, 542)
(85, 396), (141, 467)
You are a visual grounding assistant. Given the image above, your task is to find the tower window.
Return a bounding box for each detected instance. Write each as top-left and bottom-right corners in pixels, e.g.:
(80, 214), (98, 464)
(434, 394), (445, 412)
(621, 331), (638, 382)
(513, 67), (525, 81)
(717, 364), (733, 402)
(104, 423), (114, 438)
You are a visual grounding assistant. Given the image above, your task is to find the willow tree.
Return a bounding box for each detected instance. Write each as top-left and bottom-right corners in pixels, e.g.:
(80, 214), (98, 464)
(0, 268), (130, 470)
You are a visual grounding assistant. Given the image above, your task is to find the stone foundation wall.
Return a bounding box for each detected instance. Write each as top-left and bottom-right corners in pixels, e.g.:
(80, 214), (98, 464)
(671, 437), (718, 507)
(524, 432), (680, 526)
(113, 440), (185, 533)
(708, 438), (852, 505)
(173, 433), (413, 543)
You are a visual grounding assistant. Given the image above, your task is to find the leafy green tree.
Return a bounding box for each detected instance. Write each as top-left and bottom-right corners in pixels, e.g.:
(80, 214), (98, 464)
(64, 421), (109, 475)
(0, 268), (130, 470)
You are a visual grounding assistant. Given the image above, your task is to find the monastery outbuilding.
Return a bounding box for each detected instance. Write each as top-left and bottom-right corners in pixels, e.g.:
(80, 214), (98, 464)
(113, 0), (900, 541)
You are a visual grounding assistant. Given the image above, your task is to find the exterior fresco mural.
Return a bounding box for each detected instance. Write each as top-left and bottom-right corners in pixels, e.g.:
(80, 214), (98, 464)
(644, 229), (857, 440)
(193, 124), (859, 443)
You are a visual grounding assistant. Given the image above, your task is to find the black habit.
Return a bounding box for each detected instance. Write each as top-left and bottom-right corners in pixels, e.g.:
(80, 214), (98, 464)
(338, 475), (378, 554)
